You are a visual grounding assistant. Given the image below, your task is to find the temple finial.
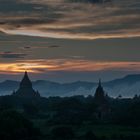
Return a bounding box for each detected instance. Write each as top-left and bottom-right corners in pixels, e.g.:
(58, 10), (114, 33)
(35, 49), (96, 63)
(99, 79), (101, 87)
(24, 71), (29, 77)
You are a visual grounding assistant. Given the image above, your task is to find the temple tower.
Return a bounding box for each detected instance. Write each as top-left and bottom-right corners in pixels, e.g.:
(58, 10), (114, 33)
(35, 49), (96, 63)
(94, 79), (106, 104)
(12, 71), (40, 98)
(94, 79), (110, 119)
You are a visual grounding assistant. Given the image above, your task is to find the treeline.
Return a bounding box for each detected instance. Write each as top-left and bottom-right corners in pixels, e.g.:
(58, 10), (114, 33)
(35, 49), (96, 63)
(0, 95), (140, 140)
(0, 110), (140, 140)
(0, 95), (140, 126)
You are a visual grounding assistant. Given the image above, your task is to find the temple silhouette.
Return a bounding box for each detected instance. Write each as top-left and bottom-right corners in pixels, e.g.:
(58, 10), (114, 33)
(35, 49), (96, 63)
(94, 79), (107, 104)
(94, 79), (111, 119)
(12, 71), (40, 98)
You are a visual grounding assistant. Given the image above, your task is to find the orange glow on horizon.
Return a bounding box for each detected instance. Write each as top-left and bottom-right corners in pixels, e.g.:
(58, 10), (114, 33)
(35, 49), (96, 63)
(0, 59), (140, 74)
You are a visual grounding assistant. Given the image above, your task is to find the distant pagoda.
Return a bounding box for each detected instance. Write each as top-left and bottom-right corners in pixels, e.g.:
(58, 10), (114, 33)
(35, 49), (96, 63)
(12, 71), (40, 98)
(94, 79), (110, 119)
(94, 79), (107, 104)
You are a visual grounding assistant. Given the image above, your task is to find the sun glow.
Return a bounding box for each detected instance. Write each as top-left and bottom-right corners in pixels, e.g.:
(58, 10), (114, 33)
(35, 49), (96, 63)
(0, 59), (140, 74)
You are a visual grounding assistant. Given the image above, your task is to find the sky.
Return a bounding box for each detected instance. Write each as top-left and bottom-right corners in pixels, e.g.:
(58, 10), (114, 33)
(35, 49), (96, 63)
(0, 0), (140, 82)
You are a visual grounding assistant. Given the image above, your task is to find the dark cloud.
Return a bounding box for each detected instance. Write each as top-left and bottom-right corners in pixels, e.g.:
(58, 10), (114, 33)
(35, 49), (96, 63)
(47, 45), (61, 48)
(1, 18), (58, 30)
(23, 46), (31, 49)
(0, 51), (27, 58)
(5, 18), (57, 26)
(22, 45), (61, 50)
(0, 0), (62, 29)
(67, 0), (111, 4)
(0, 0), (45, 12)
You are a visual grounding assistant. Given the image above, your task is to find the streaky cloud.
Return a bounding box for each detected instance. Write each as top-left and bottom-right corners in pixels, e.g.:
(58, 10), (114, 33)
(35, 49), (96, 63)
(1, 28), (140, 40)
(0, 51), (27, 59)
(0, 59), (140, 74)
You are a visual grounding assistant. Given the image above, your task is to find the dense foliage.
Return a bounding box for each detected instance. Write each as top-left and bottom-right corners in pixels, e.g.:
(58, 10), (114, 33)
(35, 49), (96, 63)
(0, 110), (41, 140)
(0, 95), (140, 140)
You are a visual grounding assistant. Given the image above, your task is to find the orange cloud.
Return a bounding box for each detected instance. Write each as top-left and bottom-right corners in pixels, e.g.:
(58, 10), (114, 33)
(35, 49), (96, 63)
(0, 59), (140, 74)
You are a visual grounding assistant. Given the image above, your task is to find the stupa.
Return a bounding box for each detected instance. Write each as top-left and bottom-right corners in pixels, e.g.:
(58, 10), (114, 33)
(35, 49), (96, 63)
(94, 79), (110, 119)
(12, 71), (40, 98)
(94, 79), (106, 104)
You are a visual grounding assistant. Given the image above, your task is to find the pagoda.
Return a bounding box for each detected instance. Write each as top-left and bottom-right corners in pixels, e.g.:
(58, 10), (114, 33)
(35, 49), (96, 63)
(94, 79), (106, 104)
(12, 71), (40, 98)
(94, 79), (110, 119)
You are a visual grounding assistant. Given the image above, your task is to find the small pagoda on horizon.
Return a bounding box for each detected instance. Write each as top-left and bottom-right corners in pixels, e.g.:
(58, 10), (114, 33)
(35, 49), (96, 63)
(94, 79), (111, 119)
(12, 71), (40, 98)
(94, 79), (107, 104)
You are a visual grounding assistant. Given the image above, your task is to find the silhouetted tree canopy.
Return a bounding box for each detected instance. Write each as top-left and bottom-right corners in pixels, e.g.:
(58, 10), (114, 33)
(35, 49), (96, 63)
(51, 126), (75, 139)
(0, 110), (41, 140)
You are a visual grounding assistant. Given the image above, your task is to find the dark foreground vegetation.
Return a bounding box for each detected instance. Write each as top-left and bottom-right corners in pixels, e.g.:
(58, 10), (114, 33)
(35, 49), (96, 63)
(0, 95), (140, 140)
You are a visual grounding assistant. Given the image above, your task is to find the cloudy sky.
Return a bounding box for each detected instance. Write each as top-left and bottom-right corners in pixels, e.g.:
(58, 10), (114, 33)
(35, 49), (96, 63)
(0, 0), (140, 82)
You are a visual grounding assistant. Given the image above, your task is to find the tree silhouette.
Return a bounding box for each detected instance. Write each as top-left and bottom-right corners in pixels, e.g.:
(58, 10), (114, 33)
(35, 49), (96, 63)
(0, 110), (41, 140)
(51, 126), (75, 140)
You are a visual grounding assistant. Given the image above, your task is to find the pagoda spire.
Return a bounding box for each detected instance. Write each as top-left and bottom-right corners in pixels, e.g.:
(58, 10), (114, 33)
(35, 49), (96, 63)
(25, 71), (27, 75)
(94, 79), (111, 119)
(12, 71), (40, 98)
(20, 71), (32, 89)
(94, 79), (105, 103)
(98, 79), (102, 87)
